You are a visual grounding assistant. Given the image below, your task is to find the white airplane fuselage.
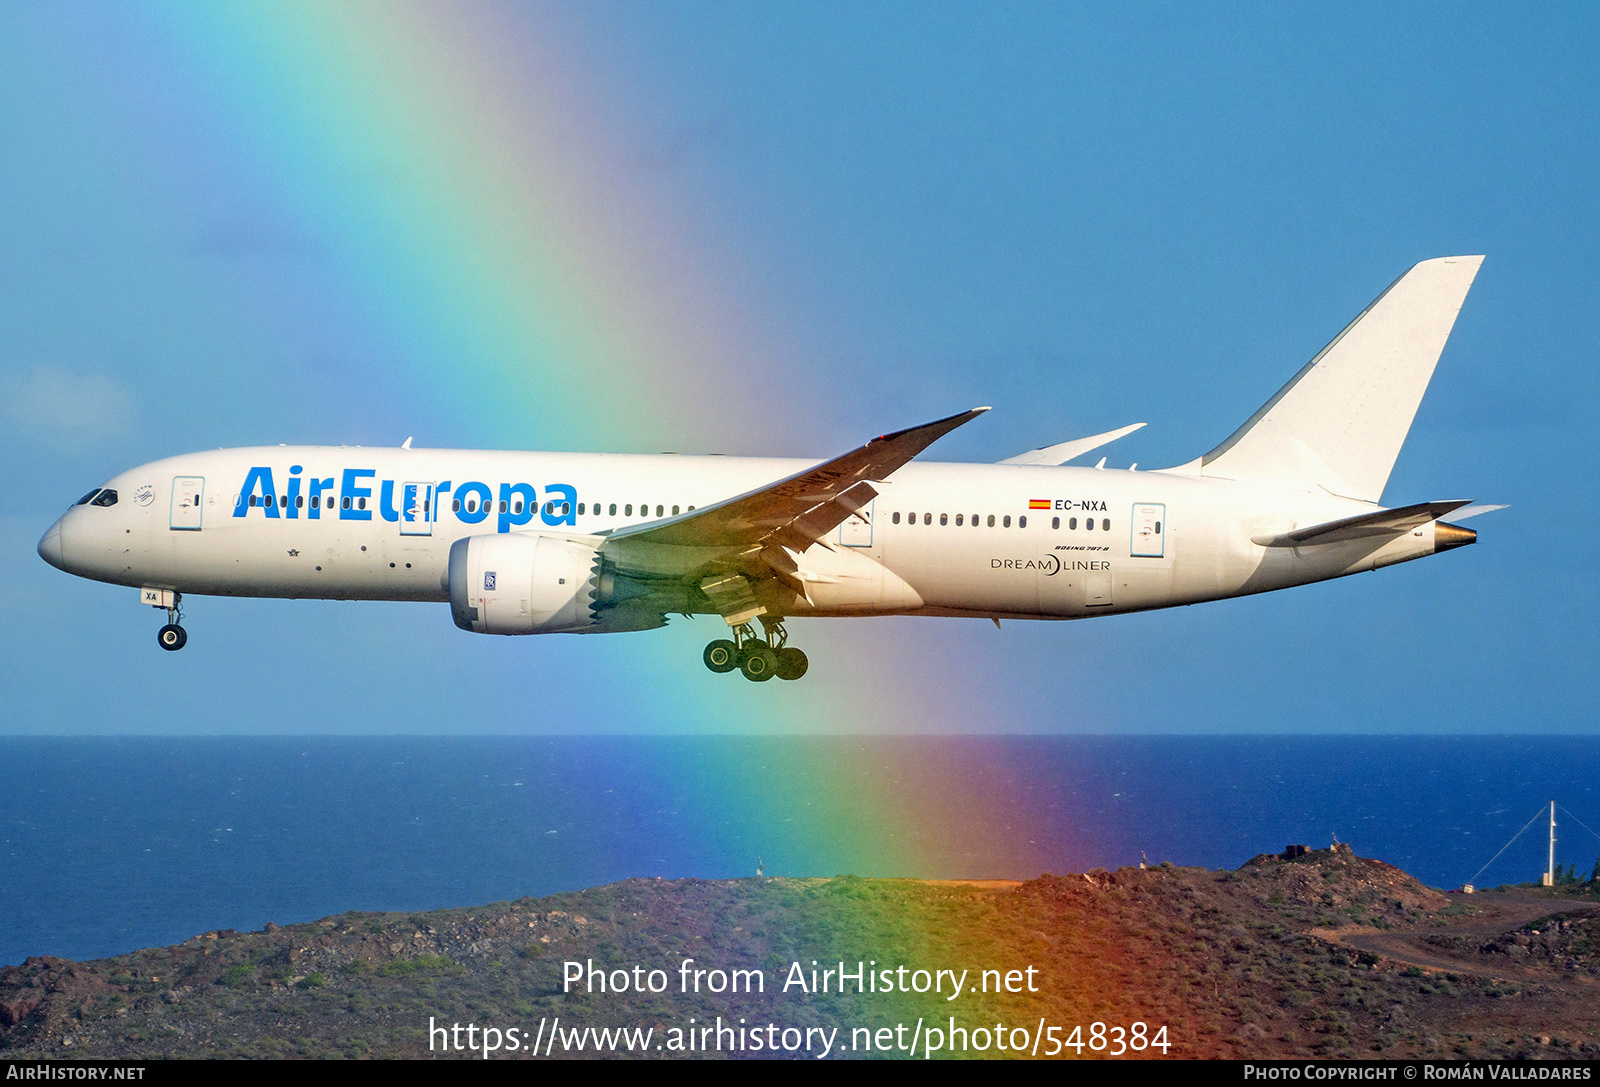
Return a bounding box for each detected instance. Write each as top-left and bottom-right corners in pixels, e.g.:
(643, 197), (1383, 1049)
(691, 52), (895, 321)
(36, 256), (1492, 677)
(38, 445), (1459, 622)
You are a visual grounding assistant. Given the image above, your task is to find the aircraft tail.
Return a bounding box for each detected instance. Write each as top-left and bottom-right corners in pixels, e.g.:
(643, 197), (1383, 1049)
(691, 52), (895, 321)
(1193, 256), (1483, 503)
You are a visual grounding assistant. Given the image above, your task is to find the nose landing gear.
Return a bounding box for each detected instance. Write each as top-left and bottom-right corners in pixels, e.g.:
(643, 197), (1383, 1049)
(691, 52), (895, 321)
(152, 592), (187, 652)
(702, 616), (808, 681)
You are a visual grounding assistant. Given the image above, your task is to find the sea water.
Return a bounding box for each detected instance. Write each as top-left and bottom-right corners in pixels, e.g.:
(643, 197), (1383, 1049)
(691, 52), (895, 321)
(2, 736), (1597, 967)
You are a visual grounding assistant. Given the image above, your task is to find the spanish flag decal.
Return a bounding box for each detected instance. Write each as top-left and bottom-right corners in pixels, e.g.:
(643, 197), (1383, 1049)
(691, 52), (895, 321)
(1028, 499), (1051, 510)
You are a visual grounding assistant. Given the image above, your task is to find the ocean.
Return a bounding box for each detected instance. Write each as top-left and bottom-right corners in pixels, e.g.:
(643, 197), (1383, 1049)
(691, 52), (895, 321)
(3, 736), (1598, 968)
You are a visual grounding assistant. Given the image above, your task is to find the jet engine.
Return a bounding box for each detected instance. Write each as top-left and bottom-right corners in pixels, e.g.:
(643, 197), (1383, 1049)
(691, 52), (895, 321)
(448, 534), (599, 634)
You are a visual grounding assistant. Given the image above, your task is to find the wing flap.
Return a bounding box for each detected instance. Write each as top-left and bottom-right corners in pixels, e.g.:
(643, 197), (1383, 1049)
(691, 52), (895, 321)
(699, 572), (766, 625)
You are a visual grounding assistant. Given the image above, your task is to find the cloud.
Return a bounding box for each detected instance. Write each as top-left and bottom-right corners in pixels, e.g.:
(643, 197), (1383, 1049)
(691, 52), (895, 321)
(1, 366), (135, 448)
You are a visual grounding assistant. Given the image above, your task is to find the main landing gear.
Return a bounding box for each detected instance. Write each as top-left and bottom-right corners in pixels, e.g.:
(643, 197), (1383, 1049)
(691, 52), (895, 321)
(156, 594), (187, 652)
(703, 617), (808, 682)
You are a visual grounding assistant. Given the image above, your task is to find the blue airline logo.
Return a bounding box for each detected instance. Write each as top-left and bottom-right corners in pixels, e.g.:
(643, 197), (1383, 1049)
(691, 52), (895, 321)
(231, 467), (578, 533)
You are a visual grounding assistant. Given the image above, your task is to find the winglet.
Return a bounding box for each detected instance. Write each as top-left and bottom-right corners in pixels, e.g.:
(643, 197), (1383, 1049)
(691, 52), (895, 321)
(999, 422), (1146, 465)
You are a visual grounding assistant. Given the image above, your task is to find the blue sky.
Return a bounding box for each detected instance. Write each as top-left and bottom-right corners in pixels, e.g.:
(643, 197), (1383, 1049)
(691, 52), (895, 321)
(1, 3), (1595, 734)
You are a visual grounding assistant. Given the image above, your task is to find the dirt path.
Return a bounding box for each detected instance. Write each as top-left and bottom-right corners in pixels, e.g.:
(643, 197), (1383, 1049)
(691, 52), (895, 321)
(1311, 892), (1600, 985)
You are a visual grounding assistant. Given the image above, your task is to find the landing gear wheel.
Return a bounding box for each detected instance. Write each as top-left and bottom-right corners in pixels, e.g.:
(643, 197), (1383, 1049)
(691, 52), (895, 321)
(703, 639), (739, 673)
(157, 624), (187, 652)
(739, 644), (778, 682)
(774, 647), (808, 681)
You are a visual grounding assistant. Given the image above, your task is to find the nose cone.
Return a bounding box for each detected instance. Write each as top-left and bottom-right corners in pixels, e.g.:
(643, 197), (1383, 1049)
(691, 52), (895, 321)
(37, 519), (65, 571)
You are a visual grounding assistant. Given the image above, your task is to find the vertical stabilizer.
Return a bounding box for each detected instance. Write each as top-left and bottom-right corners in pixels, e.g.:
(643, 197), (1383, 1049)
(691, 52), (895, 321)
(1198, 256), (1483, 502)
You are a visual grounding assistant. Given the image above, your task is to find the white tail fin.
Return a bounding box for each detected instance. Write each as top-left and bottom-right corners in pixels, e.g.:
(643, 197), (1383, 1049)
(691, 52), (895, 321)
(1195, 256), (1483, 502)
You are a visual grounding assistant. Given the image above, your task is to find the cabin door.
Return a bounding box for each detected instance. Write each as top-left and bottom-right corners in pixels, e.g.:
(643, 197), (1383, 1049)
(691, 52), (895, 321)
(837, 499), (874, 547)
(170, 476), (204, 531)
(399, 482), (434, 536)
(1130, 503), (1165, 557)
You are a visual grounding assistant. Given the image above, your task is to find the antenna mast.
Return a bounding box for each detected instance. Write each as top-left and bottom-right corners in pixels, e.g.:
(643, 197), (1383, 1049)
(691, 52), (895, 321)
(1544, 801), (1557, 887)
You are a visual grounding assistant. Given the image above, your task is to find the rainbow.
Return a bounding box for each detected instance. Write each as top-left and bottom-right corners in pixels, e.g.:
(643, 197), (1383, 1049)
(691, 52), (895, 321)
(52, 2), (1090, 874)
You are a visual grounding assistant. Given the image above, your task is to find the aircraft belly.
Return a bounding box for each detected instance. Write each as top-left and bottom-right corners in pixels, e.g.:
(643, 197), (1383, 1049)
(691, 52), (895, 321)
(141, 523), (450, 602)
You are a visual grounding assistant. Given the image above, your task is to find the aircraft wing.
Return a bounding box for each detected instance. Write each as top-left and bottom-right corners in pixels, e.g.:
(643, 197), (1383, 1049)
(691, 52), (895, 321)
(1251, 500), (1473, 548)
(606, 408), (989, 550)
(998, 422), (1146, 465)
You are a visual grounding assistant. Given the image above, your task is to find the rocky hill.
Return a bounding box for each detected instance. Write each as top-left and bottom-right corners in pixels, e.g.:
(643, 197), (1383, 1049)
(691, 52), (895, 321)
(3, 846), (1597, 1060)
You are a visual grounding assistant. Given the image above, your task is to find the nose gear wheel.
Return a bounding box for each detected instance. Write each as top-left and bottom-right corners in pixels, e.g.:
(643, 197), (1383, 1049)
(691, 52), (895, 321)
(154, 595), (188, 651)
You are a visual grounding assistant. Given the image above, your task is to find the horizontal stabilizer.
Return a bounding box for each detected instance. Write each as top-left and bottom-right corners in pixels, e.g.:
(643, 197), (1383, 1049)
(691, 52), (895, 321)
(999, 422), (1145, 465)
(1251, 500), (1472, 548)
(1450, 503), (1508, 521)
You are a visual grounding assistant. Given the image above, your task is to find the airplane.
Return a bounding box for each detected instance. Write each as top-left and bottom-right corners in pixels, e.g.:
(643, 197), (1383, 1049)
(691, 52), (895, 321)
(38, 256), (1499, 682)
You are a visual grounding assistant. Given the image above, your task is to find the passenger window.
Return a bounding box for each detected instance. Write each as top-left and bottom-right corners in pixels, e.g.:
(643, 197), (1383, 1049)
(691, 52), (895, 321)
(1102, 518), (1110, 531)
(342, 497), (351, 510)
(76, 489), (101, 505)
(972, 514), (979, 527)
(578, 503), (585, 515)
(1070, 517), (1077, 529)
(359, 497), (367, 510)
(955, 514), (963, 526)
(453, 499), (461, 512)
(939, 513), (947, 526)
(672, 505), (680, 516)
(656, 505), (664, 517)
(1003, 515), (1011, 528)
(625, 504), (633, 516)
(986, 515), (995, 527)
(296, 496), (304, 509)
(609, 503), (617, 516)
(1085, 517), (1093, 531)
(512, 500), (523, 515)
(1019, 516), (1026, 528)
(1155, 521), (1161, 533)
(893, 512), (901, 524)
(1052, 516), (1060, 529)
(923, 513), (931, 525)
(250, 495), (258, 507)
(280, 495), (288, 508)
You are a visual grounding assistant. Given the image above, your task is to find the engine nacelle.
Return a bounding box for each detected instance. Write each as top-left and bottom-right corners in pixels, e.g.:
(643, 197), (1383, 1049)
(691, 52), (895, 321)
(448, 534), (599, 634)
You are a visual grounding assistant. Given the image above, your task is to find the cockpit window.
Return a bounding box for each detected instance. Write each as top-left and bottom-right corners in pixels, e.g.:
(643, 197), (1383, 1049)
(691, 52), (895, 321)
(76, 489), (101, 505)
(90, 489), (118, 507)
